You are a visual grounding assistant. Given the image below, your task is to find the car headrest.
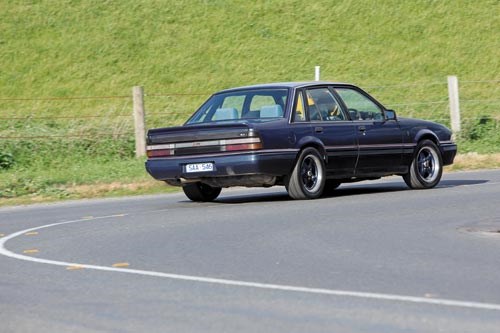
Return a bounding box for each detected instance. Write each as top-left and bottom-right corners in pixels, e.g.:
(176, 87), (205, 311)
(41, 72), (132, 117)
(260, 105), (283, 118)
(214, 108), (238, 120)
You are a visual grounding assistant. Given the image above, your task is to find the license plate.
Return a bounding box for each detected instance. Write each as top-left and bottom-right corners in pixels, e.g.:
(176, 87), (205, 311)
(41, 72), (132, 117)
(185, 162), (214, 173)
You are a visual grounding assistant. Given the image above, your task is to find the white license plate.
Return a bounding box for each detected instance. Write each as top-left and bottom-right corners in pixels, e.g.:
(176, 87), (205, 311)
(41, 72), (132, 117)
(185, 162), (214, 173)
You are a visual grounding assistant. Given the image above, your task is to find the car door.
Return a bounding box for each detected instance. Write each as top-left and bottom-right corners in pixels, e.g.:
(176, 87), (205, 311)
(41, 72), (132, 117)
(334, 86), (404, 175)
(299, 87), (358, 177)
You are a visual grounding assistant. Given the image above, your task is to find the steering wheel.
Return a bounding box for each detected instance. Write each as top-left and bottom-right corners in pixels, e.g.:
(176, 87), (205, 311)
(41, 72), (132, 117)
(348, 108), (359, 120)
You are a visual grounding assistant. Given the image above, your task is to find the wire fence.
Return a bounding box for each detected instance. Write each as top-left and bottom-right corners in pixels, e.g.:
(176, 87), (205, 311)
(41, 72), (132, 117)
(0, 93), (208, 141)
(366, 79), (500, 131)
(0, 79), (499, 142)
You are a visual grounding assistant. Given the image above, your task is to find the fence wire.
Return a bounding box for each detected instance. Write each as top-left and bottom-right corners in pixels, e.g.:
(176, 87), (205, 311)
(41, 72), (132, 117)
(0, 80), (498, 142)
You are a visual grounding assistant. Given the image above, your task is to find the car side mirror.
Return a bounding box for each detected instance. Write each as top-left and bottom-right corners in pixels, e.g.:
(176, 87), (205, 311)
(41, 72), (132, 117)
(385, 109), (397, 121)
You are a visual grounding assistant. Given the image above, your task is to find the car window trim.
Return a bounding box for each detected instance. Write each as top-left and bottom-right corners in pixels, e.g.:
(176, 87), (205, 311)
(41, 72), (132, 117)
(290, 88), (307, 123)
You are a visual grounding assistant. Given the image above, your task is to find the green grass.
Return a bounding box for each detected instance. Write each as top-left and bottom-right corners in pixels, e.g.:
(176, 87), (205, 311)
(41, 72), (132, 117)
(0, 0), (499, 204)
(2, 1), (499, 99)
(0, 139), (138, 198)
(0, 134), (180, 205)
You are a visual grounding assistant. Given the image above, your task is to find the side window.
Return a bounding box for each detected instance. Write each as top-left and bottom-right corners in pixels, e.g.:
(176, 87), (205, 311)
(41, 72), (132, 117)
(335, 88), (383, 121)
(293, 92), (306, 122)
(306, 88), (346, 122)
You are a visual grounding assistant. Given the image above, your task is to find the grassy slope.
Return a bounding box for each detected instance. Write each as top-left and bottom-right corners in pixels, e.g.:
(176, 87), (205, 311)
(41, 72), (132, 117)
(1, 1), (498, 97)
(0, 0), (499, 204)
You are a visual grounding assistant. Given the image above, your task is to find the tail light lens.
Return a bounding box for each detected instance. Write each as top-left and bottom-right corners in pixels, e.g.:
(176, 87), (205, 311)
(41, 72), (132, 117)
(146, 149), (173, 158)
(146, 136), (262, 158)
(225, 142), (263, 151)
(146, 144), (174, 158)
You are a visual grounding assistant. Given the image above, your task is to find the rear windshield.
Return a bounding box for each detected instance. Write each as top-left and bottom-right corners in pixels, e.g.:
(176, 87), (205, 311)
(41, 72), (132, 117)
(186, 89), (288, 124)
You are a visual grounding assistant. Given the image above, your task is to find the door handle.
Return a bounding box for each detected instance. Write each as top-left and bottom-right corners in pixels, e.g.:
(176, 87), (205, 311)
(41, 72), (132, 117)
(358, 126), (366, 135)
(315, 127), (323, 133)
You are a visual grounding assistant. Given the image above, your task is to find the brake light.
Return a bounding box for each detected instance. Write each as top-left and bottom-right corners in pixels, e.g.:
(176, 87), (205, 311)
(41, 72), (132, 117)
(225, 142), (263, 151)
(146, 144), (174, 158)
(147, 149), (173, 158)
(146, 136), (262, 157)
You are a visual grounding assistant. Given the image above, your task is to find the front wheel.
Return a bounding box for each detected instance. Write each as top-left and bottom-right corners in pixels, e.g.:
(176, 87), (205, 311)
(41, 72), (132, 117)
(182, 182), (222, 202)
(403, 140), (443, 189)
(287, 147), (326, 199)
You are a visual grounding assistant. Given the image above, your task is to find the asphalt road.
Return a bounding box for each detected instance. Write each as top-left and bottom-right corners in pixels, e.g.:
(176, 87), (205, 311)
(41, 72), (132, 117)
(1, 170), (500, 333)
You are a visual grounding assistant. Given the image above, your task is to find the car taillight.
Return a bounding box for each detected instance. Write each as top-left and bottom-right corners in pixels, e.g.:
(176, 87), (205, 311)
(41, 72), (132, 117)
(146, 144), (174, 158)
(225, 142), (263, 151)
(146, 137), (262, 157)
(223, 137), (262, 151)
(147, 149), (173, 158)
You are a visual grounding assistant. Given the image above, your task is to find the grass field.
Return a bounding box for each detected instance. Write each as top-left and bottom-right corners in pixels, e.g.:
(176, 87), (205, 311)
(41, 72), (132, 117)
(0, 0), (499, 204)
(2, 1), (499, 97)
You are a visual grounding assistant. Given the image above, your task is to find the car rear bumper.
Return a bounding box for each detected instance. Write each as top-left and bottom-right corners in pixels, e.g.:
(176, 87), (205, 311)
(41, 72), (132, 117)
(145, 149), (298, 184)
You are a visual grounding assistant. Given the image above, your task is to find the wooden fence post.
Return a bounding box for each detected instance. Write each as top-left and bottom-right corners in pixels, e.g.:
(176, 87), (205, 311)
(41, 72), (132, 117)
(132, 86), (146, 157)
(447, 75), (461, 134)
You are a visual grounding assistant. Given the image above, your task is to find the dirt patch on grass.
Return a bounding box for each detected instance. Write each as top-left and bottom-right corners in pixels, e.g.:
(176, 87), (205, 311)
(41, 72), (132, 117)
(66, 180), (176, 197)
(69, 180), (154, 194)
(446, 153), (500, 171)
(0, 180), (178, 207)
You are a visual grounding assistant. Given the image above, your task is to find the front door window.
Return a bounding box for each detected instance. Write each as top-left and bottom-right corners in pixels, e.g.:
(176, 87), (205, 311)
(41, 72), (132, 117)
(305, 88), (346, 122)
(335, 88), (384, 121)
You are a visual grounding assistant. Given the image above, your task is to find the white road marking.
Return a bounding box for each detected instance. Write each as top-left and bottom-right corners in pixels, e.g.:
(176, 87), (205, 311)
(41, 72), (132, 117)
(1, 214), (500, 312)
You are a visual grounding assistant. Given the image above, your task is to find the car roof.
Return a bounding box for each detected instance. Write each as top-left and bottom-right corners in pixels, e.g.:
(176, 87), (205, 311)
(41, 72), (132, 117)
(216, 81), (353, 94)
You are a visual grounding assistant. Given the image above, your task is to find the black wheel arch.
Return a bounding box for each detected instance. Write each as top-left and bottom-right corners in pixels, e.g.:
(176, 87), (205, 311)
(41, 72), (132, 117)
(414, 129), (440, 146)
(293, 137), (328, 168)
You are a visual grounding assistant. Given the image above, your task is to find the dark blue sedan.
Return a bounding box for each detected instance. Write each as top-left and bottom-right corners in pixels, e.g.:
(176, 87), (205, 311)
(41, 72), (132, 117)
(145, 82), (457, 201)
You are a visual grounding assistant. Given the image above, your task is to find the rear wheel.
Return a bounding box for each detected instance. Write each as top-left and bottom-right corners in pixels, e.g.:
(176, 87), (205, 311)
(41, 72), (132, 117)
(182, 182), (222, 202)
(403, 140), (443, 189)
(287, 147), (326, 199)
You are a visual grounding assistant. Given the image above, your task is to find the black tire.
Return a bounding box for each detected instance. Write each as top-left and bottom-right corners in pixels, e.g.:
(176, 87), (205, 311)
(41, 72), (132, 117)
(322, 180), (341, 197)
(287, 147), (326, 199)
(182, 182), (222, 202)
(403, 140), (443, 189)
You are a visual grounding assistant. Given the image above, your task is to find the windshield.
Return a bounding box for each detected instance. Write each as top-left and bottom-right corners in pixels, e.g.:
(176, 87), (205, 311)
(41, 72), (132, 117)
(186, 88), (288, 124)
